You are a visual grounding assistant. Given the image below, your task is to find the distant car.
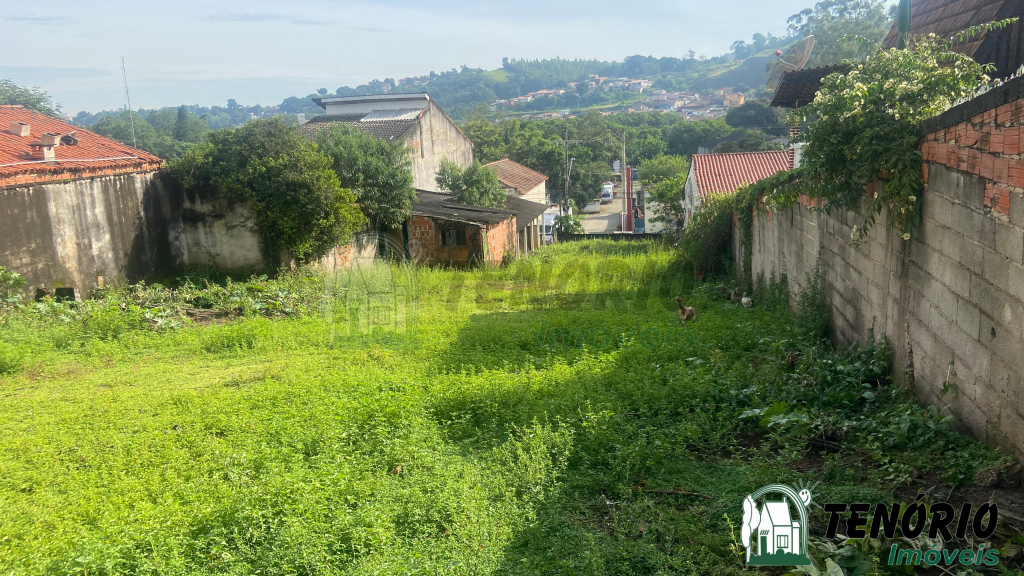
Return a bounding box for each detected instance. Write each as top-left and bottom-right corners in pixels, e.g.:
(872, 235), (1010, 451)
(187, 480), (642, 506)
(600, 189), (613, 204)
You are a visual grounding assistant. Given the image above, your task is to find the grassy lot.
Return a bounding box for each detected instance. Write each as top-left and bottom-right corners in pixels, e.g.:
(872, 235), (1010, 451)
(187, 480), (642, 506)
(0, 241), (1018, 575)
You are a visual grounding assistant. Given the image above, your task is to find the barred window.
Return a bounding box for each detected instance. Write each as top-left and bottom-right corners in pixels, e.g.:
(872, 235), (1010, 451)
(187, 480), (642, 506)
(441, 229), (467, 246)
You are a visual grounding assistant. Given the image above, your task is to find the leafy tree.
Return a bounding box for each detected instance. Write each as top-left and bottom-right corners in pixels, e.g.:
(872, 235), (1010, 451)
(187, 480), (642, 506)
(91, 111), (186, 159)
(646, 173), (687, 227)
(435, 159), (507, 208)
(173, 106), (209, 142)
(313, 123), (417, 229)
(168, 117), (365, 261)
(553, 212), (584, 234)
(640, 154), (689, 185)
(662, 119), (734, 158)
(725, 100), (784, 131)
(0, 79), (61, 117)
(715, 131), (786, 153)
(787, 0), (895, 67)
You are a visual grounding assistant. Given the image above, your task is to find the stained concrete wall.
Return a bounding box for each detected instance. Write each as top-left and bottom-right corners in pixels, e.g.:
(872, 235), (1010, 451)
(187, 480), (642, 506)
(402, 101), (473, 192)
(0, 171), (276, 298)
(0, 171), (175, 296)
(747, 77), (1024, 461)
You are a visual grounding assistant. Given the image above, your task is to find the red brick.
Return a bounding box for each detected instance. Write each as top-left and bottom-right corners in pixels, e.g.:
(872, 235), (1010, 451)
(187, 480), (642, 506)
(936, 143), (949, 164)
(999, 104), (1014, 124)
(1005, 126), (1021, 155)
(956, 123), (968, 142)
(948, 145), (960, 168)
(995, 157), (1011, 183)
(991, 130), (1005, 154)
(1011, 159), (1024, 188)
(965, 126), (981, 147)
(994, 186), (1011, 214)
(985, 109), (997, 121)
(969, 148), (983, 174)
(985, 183), (995, 208)
(982, 153), (996, 179)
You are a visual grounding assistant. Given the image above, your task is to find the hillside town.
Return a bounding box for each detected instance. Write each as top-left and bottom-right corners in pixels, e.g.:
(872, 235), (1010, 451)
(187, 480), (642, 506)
(4, 0), (1024, 574)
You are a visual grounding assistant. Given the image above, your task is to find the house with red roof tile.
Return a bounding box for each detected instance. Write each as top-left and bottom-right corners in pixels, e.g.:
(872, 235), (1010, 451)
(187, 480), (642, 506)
(484, 158), (555, 250)
(682, 150), (792, 224)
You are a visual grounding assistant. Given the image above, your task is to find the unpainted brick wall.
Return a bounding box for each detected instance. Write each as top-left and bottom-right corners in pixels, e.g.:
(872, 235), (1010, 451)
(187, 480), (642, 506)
(747, 84), (1024, 462)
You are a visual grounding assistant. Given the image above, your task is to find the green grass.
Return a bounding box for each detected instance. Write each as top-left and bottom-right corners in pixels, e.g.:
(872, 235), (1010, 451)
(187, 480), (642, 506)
(0, 241), (1010, 575)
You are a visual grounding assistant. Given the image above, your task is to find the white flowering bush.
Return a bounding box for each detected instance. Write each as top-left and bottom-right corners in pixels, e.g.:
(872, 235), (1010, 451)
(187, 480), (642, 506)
(783, 32), (996, 242)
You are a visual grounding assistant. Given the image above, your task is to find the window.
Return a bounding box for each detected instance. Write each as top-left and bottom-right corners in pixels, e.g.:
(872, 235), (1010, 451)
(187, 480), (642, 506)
(777, 535), (789, 550)
(441, 229), (467, 246)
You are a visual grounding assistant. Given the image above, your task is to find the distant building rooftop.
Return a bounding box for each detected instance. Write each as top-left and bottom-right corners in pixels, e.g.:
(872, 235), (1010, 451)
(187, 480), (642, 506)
(692, 150), (791, 197)
(485, 159), (549, 194)
(769, 64), (851, 109)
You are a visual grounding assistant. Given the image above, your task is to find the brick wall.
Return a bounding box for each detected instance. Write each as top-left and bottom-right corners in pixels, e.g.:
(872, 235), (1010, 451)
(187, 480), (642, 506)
(747, 77), (1024, 461)
(483, 217), (517, 266)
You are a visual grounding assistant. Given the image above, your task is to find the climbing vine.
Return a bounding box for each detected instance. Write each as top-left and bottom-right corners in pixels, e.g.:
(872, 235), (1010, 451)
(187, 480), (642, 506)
(747, 24), (1014, 244)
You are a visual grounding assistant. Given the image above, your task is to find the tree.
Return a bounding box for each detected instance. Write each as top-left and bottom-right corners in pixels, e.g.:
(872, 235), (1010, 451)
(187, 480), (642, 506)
(640, 154), (689, 185)
(725, 100), (784, 132)
(173, 106), (209, 142)
(714, 131), (786, 153)
(663, 119), (734, 158)
(0, 79), (61, 117)
(435, 159), (507, 208)
(168, 117), (365, 261)
(787, 0), (895, 68)
(553, 212), (584, 234)
(91, 111), (187, 159)
(646, 173), (687, 226)
(313, 123), (416, 229)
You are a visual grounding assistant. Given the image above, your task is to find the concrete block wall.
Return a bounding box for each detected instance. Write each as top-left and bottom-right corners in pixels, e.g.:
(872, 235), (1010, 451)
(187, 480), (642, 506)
(748, 77), (1024, 461)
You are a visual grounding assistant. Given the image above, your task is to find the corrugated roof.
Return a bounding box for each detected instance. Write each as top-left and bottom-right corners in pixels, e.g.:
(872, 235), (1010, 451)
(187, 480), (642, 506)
(412, 190), (546, 230)
(299, 113), (418, 141)
(0, 106), (162, 182)
(692, 150), (791, 197)
(484, 158), (549, 194)
(769, 64), (851, 109)
(360, 109), (425, 122)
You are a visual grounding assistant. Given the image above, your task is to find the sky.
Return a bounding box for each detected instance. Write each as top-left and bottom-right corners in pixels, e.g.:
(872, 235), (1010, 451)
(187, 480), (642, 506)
(3, 0), (838, 115)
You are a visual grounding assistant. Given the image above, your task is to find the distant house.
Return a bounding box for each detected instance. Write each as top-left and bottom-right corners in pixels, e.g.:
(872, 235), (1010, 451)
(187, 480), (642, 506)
(0, 105), (170, 297)
(300, 93), (472, 192)
(484, 159), (554, 251)
(399, 191), (547, 267)
(682, 150), (791, 224)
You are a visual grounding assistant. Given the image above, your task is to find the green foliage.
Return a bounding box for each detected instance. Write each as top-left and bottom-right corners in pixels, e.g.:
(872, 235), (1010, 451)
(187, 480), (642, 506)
(0, 79), (61, 117)
(552, 211), (584, 234)
(0, 267), (25, 301)
(313, 123), (416, 229)
(0, 241), (1009, 575)
(678, 193), (735, 275)
(168, 118), (366, 261)
(725, 99), (785, 132)
(435, 159), (507, 208)
(663, 118), (734, 157)
(792, 32), (998, 242)
(795, 260), (831, 340)
(714, 130), (788, 153)
(787, 0), (897, 67)
(90, 111), (190, 159)
(639, 153), (689, 185)
(646, 172), (687, 227)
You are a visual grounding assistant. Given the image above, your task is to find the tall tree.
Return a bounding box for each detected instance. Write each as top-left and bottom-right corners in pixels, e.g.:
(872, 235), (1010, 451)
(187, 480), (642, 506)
(169, 118), (365, 261)
(787, 0), (895, 67)
(435, 159), (507, 208)
(313, 124), (416, 229)
(662, 119), (734, 158)
(640, 154), (689, 185)
(0, 79), (61, 117)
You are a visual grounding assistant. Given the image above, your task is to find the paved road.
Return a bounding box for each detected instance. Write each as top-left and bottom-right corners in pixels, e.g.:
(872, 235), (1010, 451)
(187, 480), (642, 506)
(581, 192), (625, 233)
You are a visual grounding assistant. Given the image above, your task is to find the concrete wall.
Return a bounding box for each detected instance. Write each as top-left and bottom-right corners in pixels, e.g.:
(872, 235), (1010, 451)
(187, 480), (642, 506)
(402, 101), (473, 191)
(0, 171), (282, 298)
(747, 78), (1024, 461)
(0, 171), (176, 297)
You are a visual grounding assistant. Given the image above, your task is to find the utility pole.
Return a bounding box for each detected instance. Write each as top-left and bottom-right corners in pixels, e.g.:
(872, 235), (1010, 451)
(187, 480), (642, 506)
(563, 125), (569, 215)
(621, 131), (627, 193)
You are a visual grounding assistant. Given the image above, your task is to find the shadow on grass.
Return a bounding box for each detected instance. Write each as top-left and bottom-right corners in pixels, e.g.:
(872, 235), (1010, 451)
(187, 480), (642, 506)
(426, 296), (797, 575)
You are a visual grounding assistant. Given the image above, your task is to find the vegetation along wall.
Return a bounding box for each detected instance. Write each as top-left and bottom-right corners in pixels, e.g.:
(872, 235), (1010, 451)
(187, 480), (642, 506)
(748, 76), (1024, 462)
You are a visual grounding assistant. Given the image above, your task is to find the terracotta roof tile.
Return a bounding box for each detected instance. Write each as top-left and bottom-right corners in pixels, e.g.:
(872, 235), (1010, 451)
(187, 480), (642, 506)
(484, 159), (549, 193)
(0, 106), (162, 183)
(692, 150), (791, 197)
(881, 0), (1017, 58)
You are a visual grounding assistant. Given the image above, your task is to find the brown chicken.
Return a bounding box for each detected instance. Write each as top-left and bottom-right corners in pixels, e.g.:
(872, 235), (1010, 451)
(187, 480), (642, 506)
(675, 296), (696, 326)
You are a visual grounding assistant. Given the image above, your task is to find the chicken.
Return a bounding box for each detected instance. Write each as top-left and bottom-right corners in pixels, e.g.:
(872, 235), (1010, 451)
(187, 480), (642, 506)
(741, 292), (753, 308)
(675, 296), (696, 325)
(730, 288), (741, 304)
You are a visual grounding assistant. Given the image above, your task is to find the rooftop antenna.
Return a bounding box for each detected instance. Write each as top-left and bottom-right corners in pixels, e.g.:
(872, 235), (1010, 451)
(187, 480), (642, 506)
(120, 57), (137, 148)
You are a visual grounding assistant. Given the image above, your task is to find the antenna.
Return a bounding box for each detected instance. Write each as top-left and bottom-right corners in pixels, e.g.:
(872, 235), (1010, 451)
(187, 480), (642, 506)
(121, 57), (137, 148)
(767, 36), (816, 90)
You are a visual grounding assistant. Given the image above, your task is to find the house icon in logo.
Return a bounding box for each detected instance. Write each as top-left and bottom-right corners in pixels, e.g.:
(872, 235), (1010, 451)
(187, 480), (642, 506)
(741, 484), (813, 566)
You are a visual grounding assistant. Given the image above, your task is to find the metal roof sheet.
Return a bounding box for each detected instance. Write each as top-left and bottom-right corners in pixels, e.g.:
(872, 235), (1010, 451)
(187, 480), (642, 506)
(360, 109), (425, 122)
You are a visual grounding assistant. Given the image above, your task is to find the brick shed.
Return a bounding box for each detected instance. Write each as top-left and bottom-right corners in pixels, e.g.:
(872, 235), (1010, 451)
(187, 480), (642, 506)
(403, 191), (521, 267)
